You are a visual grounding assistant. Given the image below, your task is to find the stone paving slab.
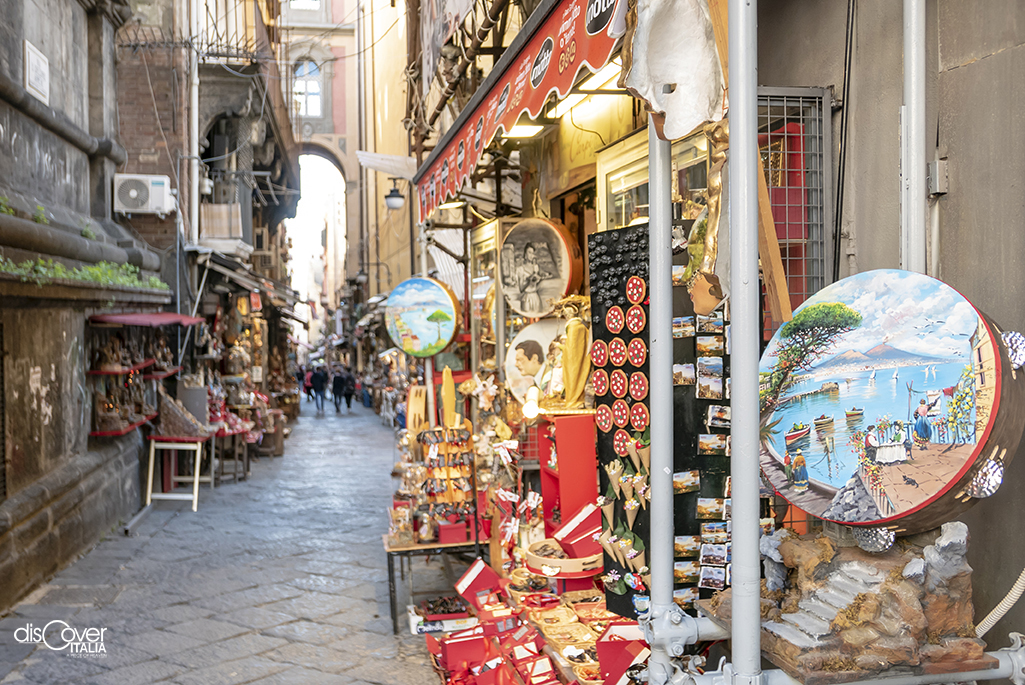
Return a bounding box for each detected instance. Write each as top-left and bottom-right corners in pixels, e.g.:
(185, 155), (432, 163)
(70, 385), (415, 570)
(0, 406), (443, 685)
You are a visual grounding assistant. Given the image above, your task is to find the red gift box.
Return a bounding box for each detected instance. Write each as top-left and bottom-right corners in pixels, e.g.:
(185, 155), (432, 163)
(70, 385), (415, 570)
(515, 654), (555, 682)
(455, 558), (503, 610)
(440, 627), (488, 672)
(475, 659), (517, 685)
(478, 604), (522, 636)
(553, 503), (602, 558)
(596, 621), (651, 685)
(498, 624), (544, 655)
(439, 520), (469, 543)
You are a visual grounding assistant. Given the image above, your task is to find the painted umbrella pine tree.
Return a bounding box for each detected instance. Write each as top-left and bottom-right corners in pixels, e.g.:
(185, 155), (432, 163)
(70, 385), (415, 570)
(757, 269), (1019, 532)
(384, 277), (461, 358)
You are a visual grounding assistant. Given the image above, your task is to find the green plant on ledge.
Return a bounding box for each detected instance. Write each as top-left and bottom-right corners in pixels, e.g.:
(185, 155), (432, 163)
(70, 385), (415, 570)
(0, 197), (14, 216)
(81, 227), (97, 240)
(33, 205), (49, 224)
(0, 258), (170, 290)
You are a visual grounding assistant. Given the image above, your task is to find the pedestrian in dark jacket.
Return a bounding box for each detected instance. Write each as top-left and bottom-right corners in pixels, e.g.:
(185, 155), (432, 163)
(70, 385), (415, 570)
(304, 369), (314, 402)
(341, 366), (357, 413)
(332, 367), (346, 413)
(311, 366), (328, 412)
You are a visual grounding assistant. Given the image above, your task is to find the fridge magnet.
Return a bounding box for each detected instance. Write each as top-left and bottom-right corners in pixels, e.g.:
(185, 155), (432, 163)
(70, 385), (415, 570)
(698, 433), (728, 455)
(674, 535), (702, 558)
(608, 338), (627, 367)
(595, 404), (613, 433)
(725, 323), (731, 355)
(612, 399), (630, 428)
(628, 372), (649, 401)
(673, 470), (701, 494)
(673, 587), (700, 609)
(673, 561), (701, 584)
(725, 378), (731, 400)
(696, 498), (725, 519)
(626, 275), (647, 304)
(673, 364), (696, 386)
(696, 335), (724, 356)
(700, 522), (729, 544)
(590, 339), (608, 367)
(707, 405), (731, 429)
(613, 429), (632, 457)
(699, 543), (728, 566)
(606, 306), (625, 334)
(671, 265), (688, 286)
(673, 316), (696, 338)
(626, 305), (646, 334)
(627, 338), (647, 367)
(609, 369), (628, 398)
(630, 403), (650, 432)
(697, 314), (724, 334)
(760, 518), (776, 536)
(697, 357), (723, 400)
(698, 566), (726, 591)
(723, 476), (731, 498)
(723, 498), (732, 519)
(592, 369), (609, 396)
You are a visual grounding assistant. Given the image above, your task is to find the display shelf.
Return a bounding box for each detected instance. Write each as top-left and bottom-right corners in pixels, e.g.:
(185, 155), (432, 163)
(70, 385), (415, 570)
(90, 412), (158, 437)
(87, 359), (156, 376)
(539, 415), (598, 537)
(542, 463), (560, 478)
(143, 366), (181, 380)
(524, 562), (603, 580)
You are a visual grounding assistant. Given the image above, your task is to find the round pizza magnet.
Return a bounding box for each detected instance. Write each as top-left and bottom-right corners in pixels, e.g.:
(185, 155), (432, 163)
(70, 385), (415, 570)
(626, 276), (646, 305)
(606, 306), (625, 334)
(595, 404), (614, 433)
(627, 338), (647, 367)
(626, 305), (646, 335)
(630, 403), (650, 432)
(609, 369), (628, 398)
(590, 339), (608, 367)
(629, 372), (649, 401)
(612, 399), (630, 428)
(613, 429), (631, 457)
(592, 369), (609, 396)
(608, 338), (628, 367)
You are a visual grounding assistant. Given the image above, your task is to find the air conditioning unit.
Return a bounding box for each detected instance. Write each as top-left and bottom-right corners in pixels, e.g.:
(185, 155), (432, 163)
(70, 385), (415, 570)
(113, 174), (176, 216)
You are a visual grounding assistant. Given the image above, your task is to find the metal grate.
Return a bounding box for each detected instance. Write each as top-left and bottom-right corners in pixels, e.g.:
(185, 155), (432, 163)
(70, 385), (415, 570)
(758, 87), (833, 341)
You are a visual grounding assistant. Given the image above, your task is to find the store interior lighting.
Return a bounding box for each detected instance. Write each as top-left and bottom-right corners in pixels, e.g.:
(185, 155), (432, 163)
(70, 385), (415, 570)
(503, 124), (546, 139)
(548, 58), (623, 119)
(436, 200), (466, 210)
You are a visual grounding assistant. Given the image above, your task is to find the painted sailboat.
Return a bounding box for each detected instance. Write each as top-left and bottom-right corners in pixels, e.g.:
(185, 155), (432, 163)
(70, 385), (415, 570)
(892, 368), (899, 380)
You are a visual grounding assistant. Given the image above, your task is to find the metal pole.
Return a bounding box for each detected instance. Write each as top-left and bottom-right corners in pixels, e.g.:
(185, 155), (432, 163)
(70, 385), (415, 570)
(729, 0), (764, 683)
(646, 115), (675, 681)
(188, 0), (200, 246)
(420, 224), (437, 427)
(902, 0), (926, 273)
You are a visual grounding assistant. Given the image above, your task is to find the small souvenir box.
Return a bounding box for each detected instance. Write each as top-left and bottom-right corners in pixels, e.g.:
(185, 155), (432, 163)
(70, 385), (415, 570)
(455, 558), (503, 610)
(552, 503), (602, 558)
(515, 654), (556, 683)
(438, 626), (488, 671)
(478, 604), (521, 636)
(596, 621), (651, 685)
(498, 624), (545, 656)
(475, 658), (517, 685)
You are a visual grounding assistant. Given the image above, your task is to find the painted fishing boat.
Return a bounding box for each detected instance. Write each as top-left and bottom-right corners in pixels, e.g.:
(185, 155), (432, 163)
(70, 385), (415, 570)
(813, 414), (834, 427)
(845, 407), (865, 418)
(785, 423), (811, 444)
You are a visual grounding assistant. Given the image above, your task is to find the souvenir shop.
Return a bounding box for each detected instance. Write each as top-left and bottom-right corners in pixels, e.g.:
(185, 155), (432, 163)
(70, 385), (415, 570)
(379, 0), (1025, 683)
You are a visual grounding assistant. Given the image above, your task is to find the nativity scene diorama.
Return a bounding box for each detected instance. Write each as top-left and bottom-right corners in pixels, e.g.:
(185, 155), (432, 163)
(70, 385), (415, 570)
(758, 269), (1025, 534)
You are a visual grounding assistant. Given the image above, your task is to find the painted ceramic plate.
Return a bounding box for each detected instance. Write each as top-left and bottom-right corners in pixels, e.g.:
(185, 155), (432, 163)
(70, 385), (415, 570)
(500, 218), (584, 318)
(612, 399), (630, 428)
(610, 369), (628, 398)
(629, 373), (649, 401)
(626, 276), (647, 305)
(592, 369), (609, 396)
(630, 403), (650, 432)
(384, 277), (462, 358)
(613, 429), (632, 457)
(608, 338), (628, 367)
(626, 305), (646, 335)
(628, 338), (647, 367)
(590, 339), (609, 367)
(595, 404), (614, 433)
(606, 306), (625, 335)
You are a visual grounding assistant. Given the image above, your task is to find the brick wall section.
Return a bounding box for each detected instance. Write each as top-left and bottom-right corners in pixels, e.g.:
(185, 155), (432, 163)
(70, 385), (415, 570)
(115, 45), (191, 250)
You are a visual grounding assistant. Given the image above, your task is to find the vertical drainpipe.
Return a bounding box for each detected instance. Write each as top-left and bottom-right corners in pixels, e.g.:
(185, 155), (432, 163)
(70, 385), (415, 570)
(189, 0), (200, 246)
(901, 0), (926, 274)
(729, 0), (764, 683)
(645, 116), (674, 682)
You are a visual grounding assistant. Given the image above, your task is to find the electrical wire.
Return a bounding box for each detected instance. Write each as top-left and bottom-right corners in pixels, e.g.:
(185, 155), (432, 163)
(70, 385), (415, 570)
(832, 0), (856, 281)
(141, 50), (181, 185)
(568, 107), (606, 146)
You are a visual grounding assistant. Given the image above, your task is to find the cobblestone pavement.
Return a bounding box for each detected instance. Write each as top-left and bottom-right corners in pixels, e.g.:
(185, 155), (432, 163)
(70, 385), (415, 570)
(0, 401), (453, 684)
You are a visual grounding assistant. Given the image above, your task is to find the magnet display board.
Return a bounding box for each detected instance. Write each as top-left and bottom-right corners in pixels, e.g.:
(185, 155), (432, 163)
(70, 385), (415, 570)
(758, 269), (1025, 534)
(384, 277), (462, 358)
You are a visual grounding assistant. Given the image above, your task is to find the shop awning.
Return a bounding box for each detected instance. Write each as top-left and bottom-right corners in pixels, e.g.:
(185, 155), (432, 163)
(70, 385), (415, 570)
(205, 260), (301, 308)
(356, 151), (418, 181)
(412, 0), (624, 220)
(89, 312), (205, 327)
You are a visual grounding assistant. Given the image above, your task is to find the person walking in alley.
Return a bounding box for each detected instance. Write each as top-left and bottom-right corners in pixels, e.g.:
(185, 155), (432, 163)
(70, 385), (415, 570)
(332, 366), (346, 413)
(304, 367), (314, 402)
(341, 366), (357, 413)
(311, 365), (328, 412)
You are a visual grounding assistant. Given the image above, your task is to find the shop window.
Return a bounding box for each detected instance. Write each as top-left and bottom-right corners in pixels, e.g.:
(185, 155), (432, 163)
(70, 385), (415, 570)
(293, 60), (322, 118)
(758, 87), (833, 339)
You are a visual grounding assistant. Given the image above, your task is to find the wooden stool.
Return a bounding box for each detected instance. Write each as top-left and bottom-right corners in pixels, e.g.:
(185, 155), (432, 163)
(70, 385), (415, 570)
(146, 434), (213, 512)
(214, 429), (246, 484)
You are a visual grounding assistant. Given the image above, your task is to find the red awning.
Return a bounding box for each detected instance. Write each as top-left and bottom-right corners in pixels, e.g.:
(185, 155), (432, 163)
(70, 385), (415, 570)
(414, 0), (624, 220)
(89, 312), (205, 327)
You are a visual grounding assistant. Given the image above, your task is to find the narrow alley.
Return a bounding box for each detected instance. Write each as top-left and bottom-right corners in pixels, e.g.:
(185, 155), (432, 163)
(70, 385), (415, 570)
(0, 405), (444, 685)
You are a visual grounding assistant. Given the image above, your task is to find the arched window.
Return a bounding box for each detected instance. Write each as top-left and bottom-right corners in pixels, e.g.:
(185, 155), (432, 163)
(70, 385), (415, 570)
(293, 60), (322, 117)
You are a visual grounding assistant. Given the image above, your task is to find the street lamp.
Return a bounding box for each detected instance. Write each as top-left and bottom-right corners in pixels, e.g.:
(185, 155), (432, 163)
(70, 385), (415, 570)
(384, 178), (405, 210)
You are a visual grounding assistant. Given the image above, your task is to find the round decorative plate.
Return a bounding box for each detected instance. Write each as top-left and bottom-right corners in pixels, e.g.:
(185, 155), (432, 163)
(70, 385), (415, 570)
(612, 399), (630, 428)
(592, 369), (609, 396)
(590, 339), (608, 367)
(609, 369), (628, 398)
(504, 319), (567, 404)
(613, 429), (632, 457)
(758, 268), (1024, 534)
(606, 306), (625, 335)
(500, 218), (583, 318)
(626, 276), (646, 305)
(630, 403), (650, 432)
(608, 338), (628, 367)
(629, 373), (649, 401)
(384, 277), (462, 358)
(626, 305), (646, 335)
(627, 338), (647, 367)
(595, 404), (614, 433)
